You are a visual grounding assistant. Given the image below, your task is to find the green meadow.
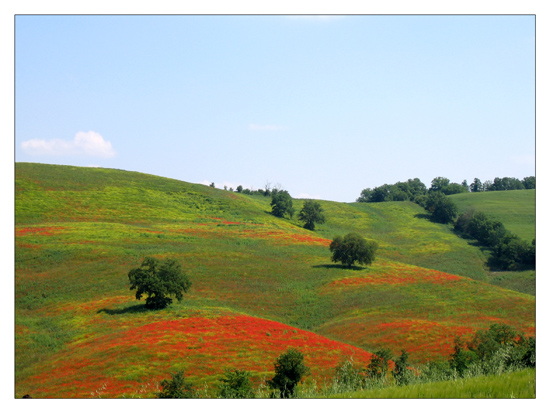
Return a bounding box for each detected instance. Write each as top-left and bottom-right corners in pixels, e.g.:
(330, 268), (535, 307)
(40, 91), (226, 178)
(14, 163), (535, 398)
(450, 189), (535, 242)
(322, 368), (535, 399)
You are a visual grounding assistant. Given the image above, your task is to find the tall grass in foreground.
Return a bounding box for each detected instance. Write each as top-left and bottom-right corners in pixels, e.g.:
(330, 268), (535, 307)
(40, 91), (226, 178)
(320, 368), (535, 398)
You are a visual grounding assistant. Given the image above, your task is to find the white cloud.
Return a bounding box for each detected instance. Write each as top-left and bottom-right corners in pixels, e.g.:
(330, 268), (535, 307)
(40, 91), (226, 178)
(21, 131), (116, 158)
(248, 123), (286, 131)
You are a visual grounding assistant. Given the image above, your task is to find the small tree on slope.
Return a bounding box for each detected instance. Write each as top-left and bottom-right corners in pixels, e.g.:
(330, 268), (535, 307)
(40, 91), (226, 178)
(128, 257), (192, 309)
(329, 233), (378, 268)
(298, 199), (326, 231)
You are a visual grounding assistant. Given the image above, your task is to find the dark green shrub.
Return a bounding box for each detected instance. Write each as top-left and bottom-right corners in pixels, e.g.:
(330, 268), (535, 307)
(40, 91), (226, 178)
(218, 369), (255, 398)
(157, 370), (196, 398)
(366, 348), (392, 381)
(449, 336), (477, 377)
(425, 192), (458, 224)
(392, 349), (412, 386)
(267, 348), (310, 398)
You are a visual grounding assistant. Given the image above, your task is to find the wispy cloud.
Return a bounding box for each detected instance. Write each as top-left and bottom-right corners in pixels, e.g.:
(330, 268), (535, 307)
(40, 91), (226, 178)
(21, 131), (116, 158)
(248, 123), (286, 131)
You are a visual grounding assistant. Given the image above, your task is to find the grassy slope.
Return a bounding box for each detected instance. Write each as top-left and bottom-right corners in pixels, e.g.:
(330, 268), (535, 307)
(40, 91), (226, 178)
(450, 190), (536, 295)
(14, 163), (535, 397)
(450, 189), (535, 242)
(323, 368), (535, 398)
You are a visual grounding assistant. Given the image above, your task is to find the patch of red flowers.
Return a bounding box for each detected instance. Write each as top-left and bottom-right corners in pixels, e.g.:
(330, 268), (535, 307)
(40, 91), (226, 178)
(329, 266), (462, 289)
(16, 226), (65, 237)
(24, 313), (375, 398)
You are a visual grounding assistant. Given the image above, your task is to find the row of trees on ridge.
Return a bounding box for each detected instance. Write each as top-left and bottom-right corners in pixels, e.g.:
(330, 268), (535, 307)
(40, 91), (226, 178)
(416, 192), (535, 270)
(357, 176), (535, 203)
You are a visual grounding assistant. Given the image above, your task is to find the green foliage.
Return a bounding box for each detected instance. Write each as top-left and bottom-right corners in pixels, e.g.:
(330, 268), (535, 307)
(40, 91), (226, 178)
(429, 177), (451, 193)
(357, 178), (427, 203)
(450, 189), (535, 242)
(128, 257), (192, 309)
(455, 209), (535, 270)
(449, 336), (478, 377)
(522, 176), (535, 189)
(425, 192), (458, 224)
(419, 360), (454, 383)
(392, 349), (412, 386)
(492, 235), (535, 270)
(218, 369), (255, 398)
(429, 177), (468, 195)
(329, 233), (378, 268)
(270, 190), (294, 219)
(366, 348), (392, 381)
(468, 324), (518, 361)
(324, 369), (535, 399)
(461, 211), (506, 247)
(267, 348), (310, 398)
(448, 324), (536, 377)
(298, 200), (326, 231)
(330, 357), (365, 393)
(469, 178), (483, 192)
(157, 370), (196, 398)
(15, 163), (536, 397)
(489, 177), (525, 191)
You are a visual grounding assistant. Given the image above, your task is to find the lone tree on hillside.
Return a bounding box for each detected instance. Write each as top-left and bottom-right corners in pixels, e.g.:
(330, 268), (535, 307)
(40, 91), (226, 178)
(267, 348), (310, 398)
(330, 233), (378, 268)
(271, 190), (295, 219)
(128, 257), (192, 309)
(298, 199), (326, 230)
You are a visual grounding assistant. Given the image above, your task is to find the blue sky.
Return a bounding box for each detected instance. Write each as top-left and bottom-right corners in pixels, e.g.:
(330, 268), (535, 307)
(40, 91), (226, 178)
(15, 15), (535, 202)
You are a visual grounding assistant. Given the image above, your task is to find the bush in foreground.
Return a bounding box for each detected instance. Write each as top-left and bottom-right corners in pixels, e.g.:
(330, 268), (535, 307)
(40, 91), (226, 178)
(267, 348), (310, 398)
(157, 370), (196, 398)
(218, 369), (255, 398)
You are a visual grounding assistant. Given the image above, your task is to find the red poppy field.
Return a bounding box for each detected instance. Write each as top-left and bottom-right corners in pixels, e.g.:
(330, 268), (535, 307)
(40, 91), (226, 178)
(14, 163), (535, 398)
(21, 311), (376, 398)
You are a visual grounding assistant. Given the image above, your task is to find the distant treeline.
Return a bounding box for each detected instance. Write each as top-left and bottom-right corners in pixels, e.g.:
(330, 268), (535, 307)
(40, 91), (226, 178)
(210, 182), (283, 197)
(357, 176), (535, 203)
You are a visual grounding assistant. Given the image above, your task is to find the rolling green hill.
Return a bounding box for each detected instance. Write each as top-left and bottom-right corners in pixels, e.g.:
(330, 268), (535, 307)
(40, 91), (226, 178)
(14, 163), (535, 398)
(450, 189), (535, 242)
(449, 189), (536, 295)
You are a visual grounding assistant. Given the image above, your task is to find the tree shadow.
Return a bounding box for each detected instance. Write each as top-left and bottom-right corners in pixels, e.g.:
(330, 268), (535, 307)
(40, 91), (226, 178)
(97, 303), (151, 315)
(414, 213), (433, 221)
(312, 264), (365, 271)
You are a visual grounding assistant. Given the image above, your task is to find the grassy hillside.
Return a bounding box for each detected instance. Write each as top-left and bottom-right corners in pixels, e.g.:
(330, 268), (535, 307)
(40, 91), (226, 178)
(449, 190), (536, 295)
(14, 163), (536, 398)
(322, 368), (535, 399)
(450, 189), (535, 242)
